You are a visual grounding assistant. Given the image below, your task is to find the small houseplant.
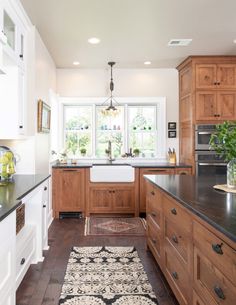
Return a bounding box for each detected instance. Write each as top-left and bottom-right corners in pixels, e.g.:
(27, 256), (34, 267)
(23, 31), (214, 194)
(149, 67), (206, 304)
(133, 148), (140, 157)
(209, 121), (236, 188)
(80, 147), (86, 157)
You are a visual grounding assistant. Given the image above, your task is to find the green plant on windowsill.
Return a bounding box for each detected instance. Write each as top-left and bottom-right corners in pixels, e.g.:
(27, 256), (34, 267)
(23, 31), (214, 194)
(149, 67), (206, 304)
(133, 148), (140, 157)
(209, 121), (236, 188)
(80, 148), (87, 157)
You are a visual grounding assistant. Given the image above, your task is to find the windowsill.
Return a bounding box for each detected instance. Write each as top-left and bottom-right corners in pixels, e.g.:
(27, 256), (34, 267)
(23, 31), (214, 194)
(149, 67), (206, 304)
(62, 157), (168, 165)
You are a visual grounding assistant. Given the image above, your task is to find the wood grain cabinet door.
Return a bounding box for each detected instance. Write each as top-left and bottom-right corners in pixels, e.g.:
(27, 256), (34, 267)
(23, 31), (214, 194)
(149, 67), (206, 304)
(195, 91), (218, 121)
(112, 186), (135, 212)
(217, 92), (236, 120)
(52, 169), (85, 216)
(196, 64), (217, 89)
(89, 188), (113, 212)
(217, 64), (236, 89)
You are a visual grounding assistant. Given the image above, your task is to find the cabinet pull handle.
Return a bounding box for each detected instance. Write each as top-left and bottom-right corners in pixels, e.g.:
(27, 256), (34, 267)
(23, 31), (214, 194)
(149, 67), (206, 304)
(44, 186), (47, 191)
(212, 243), (223, 255)
(62, 169), (77, 172)
(217, 82), (220, 85)
(172, 235), (178, 244)
(151, 212), (156, 217)
(171, 208), (177, 215)
(21, 258), (26, 265)
(214, 81), (217, 85)
(43, 205), (46, 208)
(214, 286), (225, 300)
(19, 125), (23, 129)
(148, 169), (168, 172)
(151, 191), (155, 195)
(172, 271), (178, 280)
(19, 54), (23, 58)
(152, 238), (157, 244)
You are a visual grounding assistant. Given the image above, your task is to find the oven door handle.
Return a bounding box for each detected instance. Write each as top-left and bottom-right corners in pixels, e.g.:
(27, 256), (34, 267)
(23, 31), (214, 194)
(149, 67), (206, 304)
(198, 163), (226, 166)
(197, 131), (213, 135)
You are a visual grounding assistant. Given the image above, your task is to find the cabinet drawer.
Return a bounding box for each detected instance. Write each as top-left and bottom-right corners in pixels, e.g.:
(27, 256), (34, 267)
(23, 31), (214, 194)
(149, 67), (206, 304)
(164, 217), (190, 263)
(147, 216), (161, 263)
(163, 194), (191, 233)
(194, 247), (236, 305)
(164, 241), (189, 305)
(193, 221), (236, 282)
(146, 184), (162, 227)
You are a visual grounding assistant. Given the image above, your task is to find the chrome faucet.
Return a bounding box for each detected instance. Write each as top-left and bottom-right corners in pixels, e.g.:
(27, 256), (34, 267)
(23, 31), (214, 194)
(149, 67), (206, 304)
(107, 140), (115, 163)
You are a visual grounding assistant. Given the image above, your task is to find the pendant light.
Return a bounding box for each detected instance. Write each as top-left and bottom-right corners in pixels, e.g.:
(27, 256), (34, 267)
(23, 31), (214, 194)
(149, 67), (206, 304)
(101, 62), (119, 114)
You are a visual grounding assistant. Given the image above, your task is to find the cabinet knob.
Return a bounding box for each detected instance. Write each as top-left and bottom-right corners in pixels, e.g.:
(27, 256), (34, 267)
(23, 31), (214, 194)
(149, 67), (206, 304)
(214, 286), (225, 300)
(172, 271), (178, 280)
(152, 238), (157, 244)
(212, 243), (223, 255)
(19, 54), (23, 59)
(217, 82), (220, 85)
(151, 191), (155, 196)
(44, 186), (47, 191)
(171, 208), (177, 215)
(43, 205), (46, 208)
(172, 235), (178, 244)
(20, 258), (26, 265)
(19, 125), (23, 129)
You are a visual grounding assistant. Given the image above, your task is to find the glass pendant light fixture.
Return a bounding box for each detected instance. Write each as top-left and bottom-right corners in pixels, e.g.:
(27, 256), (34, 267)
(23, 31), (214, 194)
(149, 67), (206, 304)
(101, 62), (120, 116)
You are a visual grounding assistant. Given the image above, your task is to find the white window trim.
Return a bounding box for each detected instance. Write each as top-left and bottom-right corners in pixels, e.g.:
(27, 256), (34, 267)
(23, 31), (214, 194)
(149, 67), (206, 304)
(59, 96), (166, 160)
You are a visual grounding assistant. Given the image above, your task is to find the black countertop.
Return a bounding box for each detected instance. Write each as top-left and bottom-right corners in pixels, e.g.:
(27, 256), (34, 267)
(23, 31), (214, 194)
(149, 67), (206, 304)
(0, 174), (50, 222)
(52, 161), (191, 168)
(145, 174), (236, 243)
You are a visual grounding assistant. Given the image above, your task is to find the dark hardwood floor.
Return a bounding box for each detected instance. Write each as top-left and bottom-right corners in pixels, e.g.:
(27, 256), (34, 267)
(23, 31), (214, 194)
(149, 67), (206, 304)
(16, 218), (179, 305)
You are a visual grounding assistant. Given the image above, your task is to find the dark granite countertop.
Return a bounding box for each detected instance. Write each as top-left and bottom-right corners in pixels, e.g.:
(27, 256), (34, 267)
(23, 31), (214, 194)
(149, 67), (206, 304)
(52, 161), (191, 169)
(0, 174), (50, 222)
(145, 174), (236, 242)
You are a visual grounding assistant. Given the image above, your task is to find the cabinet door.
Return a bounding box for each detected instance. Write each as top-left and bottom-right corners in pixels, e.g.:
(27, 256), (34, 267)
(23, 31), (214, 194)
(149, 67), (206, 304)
(217, 92), (236, 120)
(112, 186), (135, 212)
(139, 168), (174, 213)
(195, 91), (218, 121)
(52, 169), (85, 216)
(89, 188), (112, 212)
(196, 64), (217, 89)
(217, 64), (236, 89)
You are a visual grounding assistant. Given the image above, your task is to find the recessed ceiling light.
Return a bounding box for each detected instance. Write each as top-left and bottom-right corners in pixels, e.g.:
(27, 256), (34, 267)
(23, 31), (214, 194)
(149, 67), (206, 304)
(168, 39), (192, 46)
(88, 37), (100, 44)
(144, 61), (151, 65)
(73, 61), (80, 66)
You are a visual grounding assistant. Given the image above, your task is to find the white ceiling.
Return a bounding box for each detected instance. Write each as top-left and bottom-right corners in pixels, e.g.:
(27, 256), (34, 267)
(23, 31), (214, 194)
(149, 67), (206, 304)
(20, 0), (236, 69)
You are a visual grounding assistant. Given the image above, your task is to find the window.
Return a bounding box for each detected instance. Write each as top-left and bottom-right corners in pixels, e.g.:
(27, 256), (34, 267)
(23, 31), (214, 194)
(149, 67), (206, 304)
(62, 97), (166, 159)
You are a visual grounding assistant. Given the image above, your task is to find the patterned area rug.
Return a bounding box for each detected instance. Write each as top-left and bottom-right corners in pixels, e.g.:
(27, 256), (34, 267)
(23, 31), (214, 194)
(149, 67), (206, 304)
(59, 246), (159, 305)
(84, 217), (146, 236)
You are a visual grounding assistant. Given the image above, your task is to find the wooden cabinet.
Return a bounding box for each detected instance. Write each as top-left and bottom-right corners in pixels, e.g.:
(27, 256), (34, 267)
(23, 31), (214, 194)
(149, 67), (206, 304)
(88, 183), (135, 215)
(145, 180), (236, 305)
(52, 168), (85, 218)
(139, 167), (191, 213)
(177, 56), (236, 173)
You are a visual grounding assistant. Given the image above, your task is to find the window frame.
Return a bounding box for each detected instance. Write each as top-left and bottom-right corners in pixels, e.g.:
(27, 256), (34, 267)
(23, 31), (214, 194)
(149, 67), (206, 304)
(60, 97), (166, 160)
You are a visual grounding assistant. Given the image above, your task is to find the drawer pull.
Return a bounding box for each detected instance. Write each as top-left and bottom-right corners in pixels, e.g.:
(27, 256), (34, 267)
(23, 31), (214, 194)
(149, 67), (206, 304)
(172, 271), (178, 280)
(151, 191), (155, 196)
(171, 208), (177, 215)
(44, 186), (47, 191)
(214, 286), (225, 300)
(21, 258), (26, 265)
(151, 212), (157, 217)
(212, 243), (223, 255)
(172, 235), (178, 244)
(43, 205), (46, 208)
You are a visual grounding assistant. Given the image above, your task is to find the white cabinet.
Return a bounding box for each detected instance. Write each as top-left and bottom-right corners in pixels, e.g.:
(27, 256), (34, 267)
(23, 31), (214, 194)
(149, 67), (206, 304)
(0, 211), (16, 305)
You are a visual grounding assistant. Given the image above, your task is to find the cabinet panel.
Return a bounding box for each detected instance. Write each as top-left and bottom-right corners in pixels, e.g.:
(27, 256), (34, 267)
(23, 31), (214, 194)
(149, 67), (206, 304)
(193, 290), (207, 305)
(147, 216), (162, 265)
(196, 64), (217, 89)
(52, 169), (85, 216)
(89, 188), (112, 212)
(218, 92), (236, 120)
(146, 182), (162, 227)
(196, 91), (217, 121)
(113, 187), (135, 211)
(180, 67), (192, 97)
(217, 64), (236, 88)
(180, 95), (192, 122)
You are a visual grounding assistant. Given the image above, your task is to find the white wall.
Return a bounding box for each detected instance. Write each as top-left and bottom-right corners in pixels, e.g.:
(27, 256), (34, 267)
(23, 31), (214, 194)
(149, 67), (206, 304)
(57, 68), (179, 160)
(34, 29), (56, 174)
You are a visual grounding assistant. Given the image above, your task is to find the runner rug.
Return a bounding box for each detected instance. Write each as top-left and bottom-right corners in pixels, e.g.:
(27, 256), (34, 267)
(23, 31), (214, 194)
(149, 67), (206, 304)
(59, 246), (159, 305)
(84, 217), (146, 236)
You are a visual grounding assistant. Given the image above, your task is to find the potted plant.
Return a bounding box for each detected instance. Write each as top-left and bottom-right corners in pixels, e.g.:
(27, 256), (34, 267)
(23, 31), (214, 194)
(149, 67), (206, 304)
(209, 121), (236, 188)
(80, 147), (87, 157)
(133, 148), (140, 157)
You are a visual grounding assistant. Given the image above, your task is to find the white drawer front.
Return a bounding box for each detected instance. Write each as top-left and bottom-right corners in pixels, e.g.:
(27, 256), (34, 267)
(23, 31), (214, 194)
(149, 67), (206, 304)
(0, 242), (14, 293)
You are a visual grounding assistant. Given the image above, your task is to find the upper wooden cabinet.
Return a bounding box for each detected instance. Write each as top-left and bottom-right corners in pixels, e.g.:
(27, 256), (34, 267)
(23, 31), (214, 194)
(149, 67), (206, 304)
(196, 64), (236, 90)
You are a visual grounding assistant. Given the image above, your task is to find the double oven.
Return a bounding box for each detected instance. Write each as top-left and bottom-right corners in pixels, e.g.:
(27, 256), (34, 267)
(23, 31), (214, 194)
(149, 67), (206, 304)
(195, 124), (227, 176)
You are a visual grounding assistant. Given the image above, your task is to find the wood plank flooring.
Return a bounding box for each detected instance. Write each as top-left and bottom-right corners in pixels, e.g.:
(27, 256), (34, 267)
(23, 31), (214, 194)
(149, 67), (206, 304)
(16, 218), (178, 305)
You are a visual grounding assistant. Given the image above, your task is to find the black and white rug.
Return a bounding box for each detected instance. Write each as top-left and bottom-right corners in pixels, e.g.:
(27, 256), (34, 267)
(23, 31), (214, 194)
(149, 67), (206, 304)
(59, 246), (159, 305)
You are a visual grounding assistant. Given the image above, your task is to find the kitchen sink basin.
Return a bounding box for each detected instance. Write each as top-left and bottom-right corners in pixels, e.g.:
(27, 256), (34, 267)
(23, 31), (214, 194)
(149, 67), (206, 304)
(90, 165), (135, 182)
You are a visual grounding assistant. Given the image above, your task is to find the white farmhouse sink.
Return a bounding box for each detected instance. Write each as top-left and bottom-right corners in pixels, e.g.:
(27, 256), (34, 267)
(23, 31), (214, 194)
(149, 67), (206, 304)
(90, 165), (135, 182)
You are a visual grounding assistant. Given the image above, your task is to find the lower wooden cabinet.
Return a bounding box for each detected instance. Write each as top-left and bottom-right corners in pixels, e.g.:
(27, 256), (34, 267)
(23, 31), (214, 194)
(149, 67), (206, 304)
(52, 168), (85, 218)
(146, 180), (236, 305)
(88, 184), (136, 215)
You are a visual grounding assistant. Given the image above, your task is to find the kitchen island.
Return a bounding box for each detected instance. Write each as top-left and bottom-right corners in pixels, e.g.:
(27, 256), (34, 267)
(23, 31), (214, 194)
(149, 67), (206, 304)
(145, 174), (236, 305)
